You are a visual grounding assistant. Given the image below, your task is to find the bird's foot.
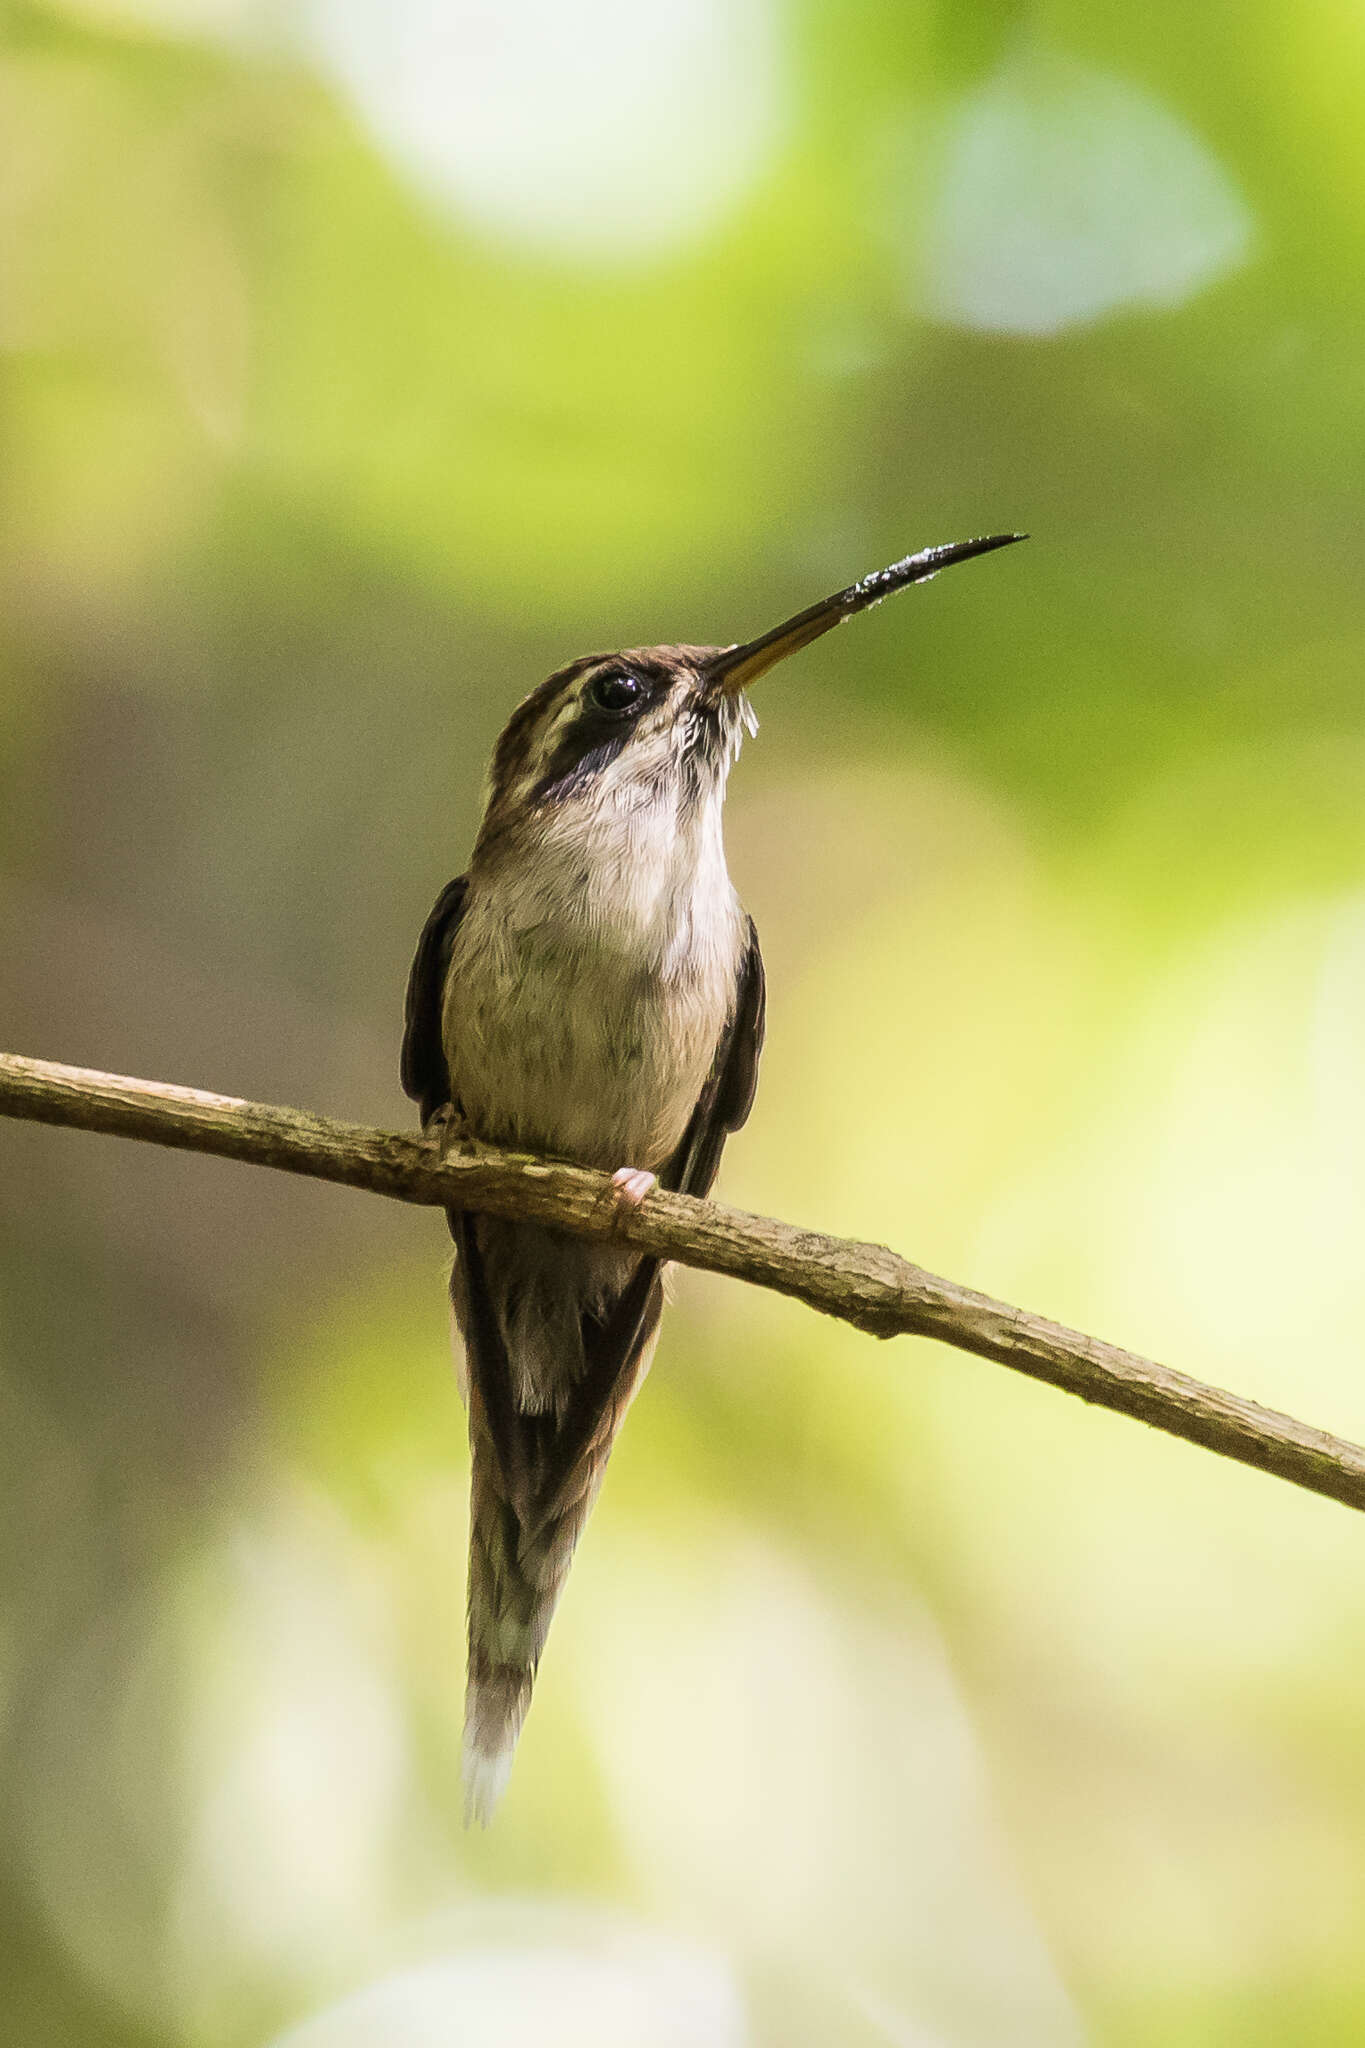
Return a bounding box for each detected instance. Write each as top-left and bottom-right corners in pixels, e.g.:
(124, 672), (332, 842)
(608, 1165), (657, 1215)
(424, 1103), (465, 1160)
(424, 1105), (495, 1162)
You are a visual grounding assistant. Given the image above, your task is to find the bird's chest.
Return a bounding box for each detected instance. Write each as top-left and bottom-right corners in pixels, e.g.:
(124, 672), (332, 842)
(441, 836), (743, 1170)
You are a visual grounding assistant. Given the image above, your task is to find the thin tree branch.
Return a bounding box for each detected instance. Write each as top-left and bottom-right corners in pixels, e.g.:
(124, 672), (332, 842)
(3, 1048), (1363, 1515)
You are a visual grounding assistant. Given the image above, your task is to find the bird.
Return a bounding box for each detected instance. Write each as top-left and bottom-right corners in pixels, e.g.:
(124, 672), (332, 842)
(401, 531), (1023, 1820)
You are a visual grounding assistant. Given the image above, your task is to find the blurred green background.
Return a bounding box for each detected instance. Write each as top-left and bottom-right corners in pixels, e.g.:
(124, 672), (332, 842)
(4, 0), (1365, 2041)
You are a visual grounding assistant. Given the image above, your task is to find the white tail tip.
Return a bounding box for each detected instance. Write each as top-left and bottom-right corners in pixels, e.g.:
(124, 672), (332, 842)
(462, 1734), (515, 1827)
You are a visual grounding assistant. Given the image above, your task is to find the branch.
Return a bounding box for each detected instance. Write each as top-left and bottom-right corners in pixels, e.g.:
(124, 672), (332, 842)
(3, 1048), (1363, 1516)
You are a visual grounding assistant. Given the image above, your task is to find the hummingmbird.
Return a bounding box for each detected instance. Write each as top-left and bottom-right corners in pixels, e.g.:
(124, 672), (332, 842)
(401, 531), (1023, 1819)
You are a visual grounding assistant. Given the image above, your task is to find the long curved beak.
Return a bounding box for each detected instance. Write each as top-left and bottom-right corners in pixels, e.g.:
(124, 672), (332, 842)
(705, 532), (1026, 696)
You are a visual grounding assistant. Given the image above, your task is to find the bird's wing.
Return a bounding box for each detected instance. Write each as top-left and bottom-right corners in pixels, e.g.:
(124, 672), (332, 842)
(401, 874), (543, 1521)
(528, 918), (766, 1531)
(661, 914), (767, 1200)
(400, 874), (468, 1125)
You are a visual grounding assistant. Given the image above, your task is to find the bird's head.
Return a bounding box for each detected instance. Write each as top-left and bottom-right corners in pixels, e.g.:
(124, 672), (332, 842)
(475, 533), (1024, 852)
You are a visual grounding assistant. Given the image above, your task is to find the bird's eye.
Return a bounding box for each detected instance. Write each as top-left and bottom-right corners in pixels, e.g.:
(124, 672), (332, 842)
(587, 669), (644, 714)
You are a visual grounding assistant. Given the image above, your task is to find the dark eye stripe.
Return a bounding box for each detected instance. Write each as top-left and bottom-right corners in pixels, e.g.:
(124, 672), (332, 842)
(529, 732), (631, 806)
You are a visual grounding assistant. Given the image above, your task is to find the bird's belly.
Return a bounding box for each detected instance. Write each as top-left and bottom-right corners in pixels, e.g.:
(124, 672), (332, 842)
(442, 924), (734, 1170)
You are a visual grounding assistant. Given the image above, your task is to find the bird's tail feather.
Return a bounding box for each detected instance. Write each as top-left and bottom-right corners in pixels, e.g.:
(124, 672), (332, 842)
(459, 1273), (662, 1824)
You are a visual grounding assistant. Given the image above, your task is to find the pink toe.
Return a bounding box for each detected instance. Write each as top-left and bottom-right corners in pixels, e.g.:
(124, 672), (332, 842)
(610, 1166), (658, 1211)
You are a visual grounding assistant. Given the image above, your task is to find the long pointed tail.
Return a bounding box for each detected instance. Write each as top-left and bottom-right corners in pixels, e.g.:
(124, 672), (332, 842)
(462, 1389), (592, 1822)
(459, 1262), (664, 1824)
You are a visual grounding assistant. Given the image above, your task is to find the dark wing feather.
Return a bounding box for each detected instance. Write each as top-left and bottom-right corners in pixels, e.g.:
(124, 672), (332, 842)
(453, 1212), (539, 1518)
(661, 915), (766, 1200)
(529, 918), (765, 1530)
(400, 874), (468, 1125)
(526, 1258), (665, 1534)
(402, 876), (542, 1515)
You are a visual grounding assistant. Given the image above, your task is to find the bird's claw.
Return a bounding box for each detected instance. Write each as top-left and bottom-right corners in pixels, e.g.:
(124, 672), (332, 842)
(608, 1165), (657, 1216)
(424, 1104), (495, 1162)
